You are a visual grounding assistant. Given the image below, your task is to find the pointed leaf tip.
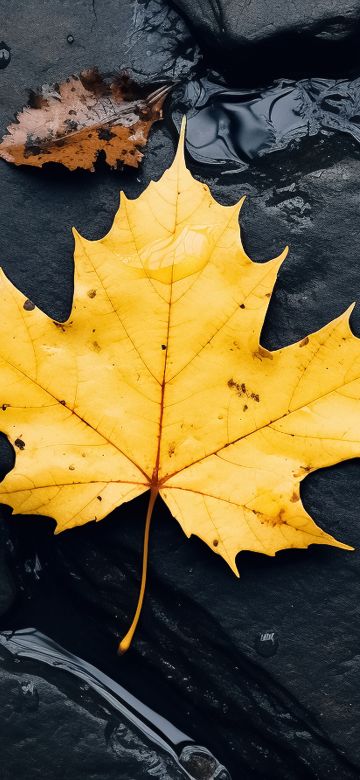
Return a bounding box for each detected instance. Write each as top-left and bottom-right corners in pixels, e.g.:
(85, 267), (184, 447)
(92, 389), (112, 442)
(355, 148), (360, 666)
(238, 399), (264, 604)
(174, 115), (187, 167)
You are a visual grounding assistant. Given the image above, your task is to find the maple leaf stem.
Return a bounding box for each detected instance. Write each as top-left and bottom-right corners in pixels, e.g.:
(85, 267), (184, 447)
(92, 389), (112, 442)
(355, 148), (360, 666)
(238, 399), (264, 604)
(118, 487), (158, 655)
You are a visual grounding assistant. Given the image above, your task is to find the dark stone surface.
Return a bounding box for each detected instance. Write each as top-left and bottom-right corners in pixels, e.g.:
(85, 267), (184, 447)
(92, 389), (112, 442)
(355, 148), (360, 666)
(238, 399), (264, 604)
(172, 0), (360, 81)
(173, 0), (360, 45)
(1, 0), (360, 778)
(0, 518), (15, 616)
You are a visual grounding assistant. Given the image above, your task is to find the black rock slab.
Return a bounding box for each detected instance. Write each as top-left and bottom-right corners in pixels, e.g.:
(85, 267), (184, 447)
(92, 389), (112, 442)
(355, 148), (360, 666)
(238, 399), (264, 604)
(172, 0), (360, 81)
(0, 518), (15, 616)
(1, 0), (360, 778)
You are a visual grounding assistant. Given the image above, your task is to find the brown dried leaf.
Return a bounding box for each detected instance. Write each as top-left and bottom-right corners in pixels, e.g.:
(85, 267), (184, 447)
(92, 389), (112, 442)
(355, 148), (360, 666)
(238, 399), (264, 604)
(0, 68), (170, 172)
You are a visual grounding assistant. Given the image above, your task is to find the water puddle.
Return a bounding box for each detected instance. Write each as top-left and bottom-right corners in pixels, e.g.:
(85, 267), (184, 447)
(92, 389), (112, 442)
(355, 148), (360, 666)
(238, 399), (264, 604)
(0, 628), (231, 780)
(172, 76), (360, 170)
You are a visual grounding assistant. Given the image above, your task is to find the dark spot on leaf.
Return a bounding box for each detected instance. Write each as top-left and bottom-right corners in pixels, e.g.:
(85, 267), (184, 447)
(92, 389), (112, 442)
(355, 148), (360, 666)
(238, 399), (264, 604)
(253, 346), (273, 361)
(243, 404), (248, 411)
(97, 495), (102, 501)
(161, 344), (167, 350)
(97, 127), (116, 141)
(87, 289), (97, 298)
(23, 299), (35, 311)
(24, 139), (43, 157)
(228, 379), (259, 402)
(290, 491), (300, 503)
(1, 403), (9, 411)
(69, 465), (75, 471)
(213, 539), (219, 547)
(277, 509), (285, 525)
(299, 336), (309, 347)
(60, 400), (66, 405)
(92, 341), (101, 352)
(168, 443), (175, 457)
(14, 438), (25, 450)
(240, 304), (245, 309)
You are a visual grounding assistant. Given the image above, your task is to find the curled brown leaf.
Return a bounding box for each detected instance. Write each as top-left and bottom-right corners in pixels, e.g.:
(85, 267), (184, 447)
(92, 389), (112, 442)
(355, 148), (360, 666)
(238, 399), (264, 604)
(0, 68), (170, 171)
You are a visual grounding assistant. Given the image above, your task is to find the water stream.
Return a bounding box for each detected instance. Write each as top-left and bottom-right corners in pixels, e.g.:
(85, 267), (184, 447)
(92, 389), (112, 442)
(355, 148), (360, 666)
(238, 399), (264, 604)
(0, 627), (231, 780)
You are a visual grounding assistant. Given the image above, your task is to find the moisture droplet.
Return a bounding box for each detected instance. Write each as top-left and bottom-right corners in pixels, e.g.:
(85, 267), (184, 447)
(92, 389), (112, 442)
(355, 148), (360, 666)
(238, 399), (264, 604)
(255, 630), (279, 657)
(0, 42), (11, 69)
(67, 34), (74, 44)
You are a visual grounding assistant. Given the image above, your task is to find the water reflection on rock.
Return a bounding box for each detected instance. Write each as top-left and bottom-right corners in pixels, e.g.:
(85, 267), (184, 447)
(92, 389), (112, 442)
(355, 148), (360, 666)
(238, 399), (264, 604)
(0, 628), (231, 780)
(173, 77), (360, 170)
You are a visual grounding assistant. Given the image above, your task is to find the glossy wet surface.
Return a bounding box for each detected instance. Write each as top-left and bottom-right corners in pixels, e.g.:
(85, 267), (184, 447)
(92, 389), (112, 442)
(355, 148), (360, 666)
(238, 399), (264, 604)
(0, 628), (230, 779)
(172, 76), (360, 170)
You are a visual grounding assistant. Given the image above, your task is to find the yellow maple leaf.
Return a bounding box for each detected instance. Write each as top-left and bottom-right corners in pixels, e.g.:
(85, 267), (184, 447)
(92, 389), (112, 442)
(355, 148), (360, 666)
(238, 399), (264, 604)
(0, 121), (355, 652)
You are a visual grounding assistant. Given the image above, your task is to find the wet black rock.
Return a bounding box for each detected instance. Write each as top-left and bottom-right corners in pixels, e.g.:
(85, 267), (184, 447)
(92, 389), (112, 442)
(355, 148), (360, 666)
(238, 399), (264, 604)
(1, 0), (360, 778)
(129, 0), (201, 81)
(173, 0), (360, 45)
(0, 518), (15, 616)
(172, 0), (360, 80)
